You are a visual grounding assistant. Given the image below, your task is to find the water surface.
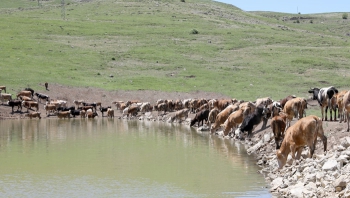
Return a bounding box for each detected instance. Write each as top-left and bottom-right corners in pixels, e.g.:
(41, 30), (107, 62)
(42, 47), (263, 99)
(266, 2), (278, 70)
(0, 119), (270, 197)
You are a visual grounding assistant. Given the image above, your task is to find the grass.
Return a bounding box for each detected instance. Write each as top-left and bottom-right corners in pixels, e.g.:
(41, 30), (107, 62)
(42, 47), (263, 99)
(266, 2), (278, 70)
(0, 0), (350, 102)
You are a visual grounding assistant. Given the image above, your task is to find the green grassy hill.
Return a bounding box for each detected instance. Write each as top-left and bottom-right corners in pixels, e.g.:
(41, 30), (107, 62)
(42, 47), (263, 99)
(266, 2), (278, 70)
(1, 0), (349, 101)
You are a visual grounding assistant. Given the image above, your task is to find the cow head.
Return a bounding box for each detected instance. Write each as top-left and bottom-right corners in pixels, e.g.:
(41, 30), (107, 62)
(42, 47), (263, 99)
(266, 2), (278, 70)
(276, 150), (287, 169)
(308, 88), (319, 100)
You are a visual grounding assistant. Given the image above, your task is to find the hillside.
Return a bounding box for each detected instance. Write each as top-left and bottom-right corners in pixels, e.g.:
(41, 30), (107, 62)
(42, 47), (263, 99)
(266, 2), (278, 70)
(1, 0), (350, 103)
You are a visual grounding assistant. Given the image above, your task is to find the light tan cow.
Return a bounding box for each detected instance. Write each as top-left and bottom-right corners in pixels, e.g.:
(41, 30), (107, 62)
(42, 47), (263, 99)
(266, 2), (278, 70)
(276, 115), (327, 169)
(210, 104), (240, 133)
(336, 90), (348, 123)
(16, 91), (32, 99)
(25, 112), (41, 119)
(167, 108), (190, 123)
(57, 111), (71, 119)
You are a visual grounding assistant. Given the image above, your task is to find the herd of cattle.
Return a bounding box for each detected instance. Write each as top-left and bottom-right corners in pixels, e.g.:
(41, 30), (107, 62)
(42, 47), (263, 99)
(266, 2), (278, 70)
(1, 85), (350, 168)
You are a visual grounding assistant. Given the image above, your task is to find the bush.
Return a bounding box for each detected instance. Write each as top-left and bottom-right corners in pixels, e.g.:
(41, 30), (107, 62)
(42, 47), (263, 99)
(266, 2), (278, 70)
(342, 13), (348, 19)
(180, 0), (185, 2)
(190, 29), (199, 34)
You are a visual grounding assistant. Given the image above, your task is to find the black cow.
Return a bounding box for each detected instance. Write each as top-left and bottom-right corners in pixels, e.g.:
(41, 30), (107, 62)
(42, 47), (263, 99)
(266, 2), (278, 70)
(190, 109), (209, 127)
(35, 93), (50, 103)
(70, 109), (81, 118)
(7, 100), (22, 113)
(24, 88), (34, 97)
(82, 102), (97, 112)
(308, 86), (338, 121)
(235, 105), (265, 137)
(100, 106), (111, 117)
(57, 106), (75, 112)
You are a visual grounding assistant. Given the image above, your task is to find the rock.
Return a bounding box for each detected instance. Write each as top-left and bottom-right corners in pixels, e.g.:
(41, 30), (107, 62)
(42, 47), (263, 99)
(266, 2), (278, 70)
(340, 137), (350, 148)
(303, 173), (316, 184)
(289, 182), (304, 198)
(263, 133), (272, 143)
(271, 177), (283, 190)
(247, 140), (264, 154)
(333, 175), (347, 189)
(322, 159), (338, 171)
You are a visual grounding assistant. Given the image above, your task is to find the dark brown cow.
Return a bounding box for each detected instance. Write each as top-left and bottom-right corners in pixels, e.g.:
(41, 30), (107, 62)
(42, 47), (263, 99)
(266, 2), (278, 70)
(190, 109), (209, 127)
(270, 112), (287, 149)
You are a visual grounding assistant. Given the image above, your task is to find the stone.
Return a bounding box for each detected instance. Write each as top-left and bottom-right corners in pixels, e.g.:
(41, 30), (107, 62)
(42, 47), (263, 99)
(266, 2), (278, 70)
(333, 175), (347, 188)
(340, 137), (350, 148)
(303, 173), (316, 184)
(322, 159), (338, 171)
(271, 177), (283, 190)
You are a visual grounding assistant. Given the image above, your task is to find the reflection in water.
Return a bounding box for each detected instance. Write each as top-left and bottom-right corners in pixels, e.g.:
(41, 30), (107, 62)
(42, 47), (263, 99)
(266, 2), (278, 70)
(0, 119), (270, 197)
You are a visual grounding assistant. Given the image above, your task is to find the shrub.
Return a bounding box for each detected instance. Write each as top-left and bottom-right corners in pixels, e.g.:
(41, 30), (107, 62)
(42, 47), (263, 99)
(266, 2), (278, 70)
(180, 0), (185, 2)
(342, 13), (348, 19)
(190, 29), (199, 34)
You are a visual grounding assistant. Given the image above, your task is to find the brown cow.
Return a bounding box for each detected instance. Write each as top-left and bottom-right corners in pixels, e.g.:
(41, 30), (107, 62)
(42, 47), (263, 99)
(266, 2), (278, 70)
(210, 104), (240, 133)
(57, 111), (71, 119)
(44, 104), (57, 115)
(0, 86), (7, 93)
(270, 112), (287, 149)
(222, 105), (251, 136)
(22, 101), (39, 112)
(279, 95), (296, 109)
(106, 108), (114, 118)
(16, 91), (32, 99)
(208, 108), (220, 126)
(336, 90), (348, 123)
(126, 106), (139, 117)
(25, 112), (41, 119)
(343, 91), (350, 132)
(80, 110), (86, 118)
(276, 115), (327, 169)
(283, 97), (304, 131)
(87, 111), (98, 118)
(255, 97), (273, 107)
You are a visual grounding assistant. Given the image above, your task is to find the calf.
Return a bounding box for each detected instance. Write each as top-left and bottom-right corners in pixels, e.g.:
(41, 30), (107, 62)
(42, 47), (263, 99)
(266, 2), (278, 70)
(100, 106), (111, 117)
(7, 100), (22, 113)
(276, 115), (327, 169)
(270, 112), (287, 149)
(25, 112), (41, 119)
(235, 105), (266, 137)
(190, 109), (209, 127)
(35, 93), (50, 103)
(57, 111), (71, 119)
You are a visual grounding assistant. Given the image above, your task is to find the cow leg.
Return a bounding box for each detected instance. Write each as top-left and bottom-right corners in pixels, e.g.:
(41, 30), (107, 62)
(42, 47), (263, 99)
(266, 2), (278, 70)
(295, 147), (303, 160)
(275, 136), (280, 149)
(261, 117), (268, 130)
(320, 135), (328, 153)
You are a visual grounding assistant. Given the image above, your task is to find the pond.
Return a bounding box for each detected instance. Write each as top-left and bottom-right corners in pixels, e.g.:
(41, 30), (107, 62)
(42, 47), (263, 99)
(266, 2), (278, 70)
(0, 119), (271, 197)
